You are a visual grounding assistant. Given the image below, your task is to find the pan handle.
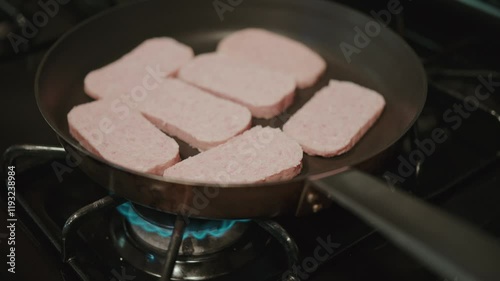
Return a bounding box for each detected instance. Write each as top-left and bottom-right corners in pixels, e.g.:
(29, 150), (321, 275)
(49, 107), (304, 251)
(308, 168), (500, 281)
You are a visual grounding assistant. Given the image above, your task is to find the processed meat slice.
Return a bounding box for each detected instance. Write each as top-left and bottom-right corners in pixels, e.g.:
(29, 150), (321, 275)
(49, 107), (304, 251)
(283, 80), (385, 157)
(217, 28), (326, 89)
(178, 53), (296, 119)
(68, 99), (180, 175)
(84, 37), (193, 99)
(163, 126), (303, 184)
(138, 79), (252, 151)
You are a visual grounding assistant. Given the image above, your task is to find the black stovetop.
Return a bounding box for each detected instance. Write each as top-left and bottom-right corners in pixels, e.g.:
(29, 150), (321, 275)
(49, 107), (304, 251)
(1, 0), (500, 281)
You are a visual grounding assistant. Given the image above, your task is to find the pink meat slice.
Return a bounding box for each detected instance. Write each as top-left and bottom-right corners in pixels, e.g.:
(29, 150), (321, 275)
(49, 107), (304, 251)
(283, 80), (386, 157)
(138, 79), (252, 151)
(163, 126), (303, 184)
(178, 53), (296, 119)
(84, 37), (194, 99)
(67, 99), (180, 175)
(217, 28), (327, 89)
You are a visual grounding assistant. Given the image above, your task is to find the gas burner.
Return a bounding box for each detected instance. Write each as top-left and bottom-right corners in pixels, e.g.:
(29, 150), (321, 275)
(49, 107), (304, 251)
(112, 203), (271, 280)
(119, 203), (250, 255)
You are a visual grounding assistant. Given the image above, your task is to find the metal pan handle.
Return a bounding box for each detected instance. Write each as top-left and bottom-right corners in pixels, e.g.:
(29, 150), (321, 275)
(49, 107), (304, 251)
(3, 145), (66, 169)
(308, 168), (500, 281)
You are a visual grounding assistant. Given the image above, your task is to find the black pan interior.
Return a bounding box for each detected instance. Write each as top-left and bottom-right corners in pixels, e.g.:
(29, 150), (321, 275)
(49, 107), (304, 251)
(36, 0), (426, 181)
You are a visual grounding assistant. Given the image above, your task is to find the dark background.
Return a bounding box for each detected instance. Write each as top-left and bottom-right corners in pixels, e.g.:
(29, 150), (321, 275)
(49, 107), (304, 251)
(0, 1), (499, 281)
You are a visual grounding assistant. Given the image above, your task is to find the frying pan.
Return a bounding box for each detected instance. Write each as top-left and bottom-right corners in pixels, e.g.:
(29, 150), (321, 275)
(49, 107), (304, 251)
(36, 0), (425, 218)
(34, 0), (500, 280)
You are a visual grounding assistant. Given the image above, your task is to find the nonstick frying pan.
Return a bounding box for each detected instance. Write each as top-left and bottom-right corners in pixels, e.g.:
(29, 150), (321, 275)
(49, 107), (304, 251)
(37, 0), (426, 218)
(34, 0), (500, 280)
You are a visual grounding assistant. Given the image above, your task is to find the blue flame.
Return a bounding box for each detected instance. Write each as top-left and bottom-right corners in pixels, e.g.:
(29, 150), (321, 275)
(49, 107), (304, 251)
(117, 202), (248, 239)
(146, 253), (155, 263)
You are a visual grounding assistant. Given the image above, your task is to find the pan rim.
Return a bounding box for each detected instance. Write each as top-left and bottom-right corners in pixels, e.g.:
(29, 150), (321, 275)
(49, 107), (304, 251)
(34, 0), (427, 189)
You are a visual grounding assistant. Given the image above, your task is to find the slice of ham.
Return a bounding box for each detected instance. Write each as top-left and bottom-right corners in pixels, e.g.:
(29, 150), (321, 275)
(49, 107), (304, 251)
(84, 37), (193, 99)
(138, 79), (252, 151)
(67, 99), (180, 175)
(283, 80), (386, 157)
(217, 28), (326, 89)
(163, 126), (303, 184)
(178, 53), (296, 119)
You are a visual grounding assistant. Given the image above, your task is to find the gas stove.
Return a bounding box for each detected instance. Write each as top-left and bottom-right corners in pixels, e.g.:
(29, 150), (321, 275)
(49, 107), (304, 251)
(2, 0), (500, 281)
(2, 145), (298, 281)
